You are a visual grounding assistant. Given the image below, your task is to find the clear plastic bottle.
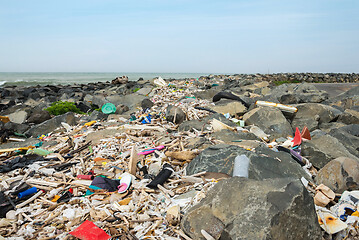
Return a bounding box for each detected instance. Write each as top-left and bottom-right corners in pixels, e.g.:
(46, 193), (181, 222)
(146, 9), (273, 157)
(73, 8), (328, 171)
(232, 155), (250, 178)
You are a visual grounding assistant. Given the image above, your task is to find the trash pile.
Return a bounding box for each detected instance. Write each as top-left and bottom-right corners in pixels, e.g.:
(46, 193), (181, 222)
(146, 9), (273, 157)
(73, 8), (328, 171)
(0, 80), (223, 239)
(1, 76), (359, 239)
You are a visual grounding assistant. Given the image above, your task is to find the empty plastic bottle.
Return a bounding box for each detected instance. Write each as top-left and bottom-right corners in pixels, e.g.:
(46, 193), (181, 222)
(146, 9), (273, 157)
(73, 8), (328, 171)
(232, 155), (250, 178)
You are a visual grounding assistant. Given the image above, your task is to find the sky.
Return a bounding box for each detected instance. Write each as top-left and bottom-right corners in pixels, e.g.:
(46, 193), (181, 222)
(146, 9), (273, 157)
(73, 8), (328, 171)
(0, 0), (358, 73)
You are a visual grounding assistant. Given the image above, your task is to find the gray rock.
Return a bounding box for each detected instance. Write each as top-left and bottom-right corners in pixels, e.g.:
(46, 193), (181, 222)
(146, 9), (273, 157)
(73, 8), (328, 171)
(26, 110), (51, 124)
(301, 134), (359, 169)
(337, 109), (359, 125)
(89, 110), (107, 121)
(115, 104), (129, 114)
(178, 119), (206, 132)
(186, 144), (308, 180)
(212, 129), (258, 142)
(141, 99), (154, 110)
(193, 89), (218, 100)
(181, 177), (321, 240)
(243, 107), (293, 140)
(165, 105), (186, 124)
(135, 87), (152, 96)
(316, 157), (359, 193)
(106, 93), (146, 108)
(328, 124), (359, 158)
(209, 99), (247, 115)
(7, 110), (28, 124)
(24, 112), (77, 137)
(0, 137), (40, 150)
(3, 122), (30, 134)
(291, 103), (342, 131)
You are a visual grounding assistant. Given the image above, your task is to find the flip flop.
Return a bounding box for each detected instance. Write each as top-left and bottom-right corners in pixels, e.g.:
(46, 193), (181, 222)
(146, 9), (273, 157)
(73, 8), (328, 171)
(118, 173), (132, 193)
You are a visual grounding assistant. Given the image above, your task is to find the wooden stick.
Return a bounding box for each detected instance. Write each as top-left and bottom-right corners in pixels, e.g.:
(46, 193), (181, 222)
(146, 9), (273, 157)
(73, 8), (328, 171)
(129, 146), (138, 175)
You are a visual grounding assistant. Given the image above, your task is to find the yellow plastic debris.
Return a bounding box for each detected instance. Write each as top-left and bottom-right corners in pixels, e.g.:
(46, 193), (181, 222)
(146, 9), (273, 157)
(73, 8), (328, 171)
(0, 116), (10, 123)
(84, 121), (96, 127)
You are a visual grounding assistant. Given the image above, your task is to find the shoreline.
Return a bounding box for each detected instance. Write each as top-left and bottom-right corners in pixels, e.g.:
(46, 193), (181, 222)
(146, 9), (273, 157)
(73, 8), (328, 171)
(0, 74), (359, 238)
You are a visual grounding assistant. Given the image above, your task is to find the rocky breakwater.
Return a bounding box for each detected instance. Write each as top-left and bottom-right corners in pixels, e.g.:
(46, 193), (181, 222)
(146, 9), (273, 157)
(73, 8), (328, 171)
(0, 74), (358, 239)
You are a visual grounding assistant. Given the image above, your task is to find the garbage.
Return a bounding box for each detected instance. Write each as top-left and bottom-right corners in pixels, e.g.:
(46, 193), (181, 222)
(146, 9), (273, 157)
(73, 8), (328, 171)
(70, 220), (111, 240)
(314, 184), (335, 207)
(154, 76), (167, 87)
(232, 155), (250, 178)
(256, 100), (298, 113)
(0, 116), (10, 123)
(301, 126), (311, 140)
(147, 163), (174, 189)
(101, 103), (116, 114)
(211, 118), (235, 132)
(18, 186), (37, 199)
(292, 127), (302, 147)
(118, 173), (132, 193)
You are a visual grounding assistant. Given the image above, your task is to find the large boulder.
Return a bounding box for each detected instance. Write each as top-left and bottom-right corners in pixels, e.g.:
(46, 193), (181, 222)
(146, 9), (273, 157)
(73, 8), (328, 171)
(337, 109), (359, 125)
(6, 110), (28, 124)
(212, 129), (258, 142)
(329, 124), (359, 158)
(26, 110), (51, 124)
(106, 93), (146, 109)
(24, 112), (77, 137)
(268, 83), (329, 104)
(165, 105), (186, 124)
(301, 134), (359, 169)
(291, 103), (341, 131)
(209, 99), (247, 115)
(243, 107), (293, 140)
(186, 144), (308, 180)
(181, 177), (321, 240)
(316, 157), (359, 193)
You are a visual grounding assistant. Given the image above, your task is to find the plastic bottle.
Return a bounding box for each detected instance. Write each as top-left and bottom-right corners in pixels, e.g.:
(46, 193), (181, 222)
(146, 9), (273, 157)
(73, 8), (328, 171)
(232, 155), (250, 178)
(18, 187), (37, 199)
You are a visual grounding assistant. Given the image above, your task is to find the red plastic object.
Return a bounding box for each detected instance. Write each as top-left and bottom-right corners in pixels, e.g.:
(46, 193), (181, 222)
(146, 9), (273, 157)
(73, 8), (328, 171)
(301, 126), (311, 140)
(292, 127), (302, 146)
(69, 220), (110, 240)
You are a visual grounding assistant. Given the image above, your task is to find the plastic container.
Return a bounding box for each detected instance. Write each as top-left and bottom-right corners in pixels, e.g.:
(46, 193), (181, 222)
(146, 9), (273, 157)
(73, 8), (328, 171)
(26, 148), (52, 156)
(232, 155), (250, 178)
(101, 103), (116, 114)
(18, 187), (37, 199)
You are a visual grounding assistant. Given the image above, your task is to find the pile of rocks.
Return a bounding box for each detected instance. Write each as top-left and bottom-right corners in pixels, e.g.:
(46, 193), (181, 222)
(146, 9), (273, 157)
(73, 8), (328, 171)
(0, 74), (359, 239)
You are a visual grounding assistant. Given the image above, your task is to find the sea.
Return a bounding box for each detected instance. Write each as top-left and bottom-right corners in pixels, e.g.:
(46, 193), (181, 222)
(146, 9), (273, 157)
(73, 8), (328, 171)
(0, 72), (210, 87)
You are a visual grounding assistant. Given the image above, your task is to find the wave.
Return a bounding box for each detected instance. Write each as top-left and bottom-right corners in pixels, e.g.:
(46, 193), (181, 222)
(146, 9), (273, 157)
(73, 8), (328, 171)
(0, 81), (6, 86)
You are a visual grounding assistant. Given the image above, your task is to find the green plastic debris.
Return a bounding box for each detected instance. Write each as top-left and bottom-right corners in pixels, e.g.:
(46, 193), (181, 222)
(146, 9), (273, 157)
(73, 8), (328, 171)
(26, 148), (52, 156)
(101, 103), (116, 114)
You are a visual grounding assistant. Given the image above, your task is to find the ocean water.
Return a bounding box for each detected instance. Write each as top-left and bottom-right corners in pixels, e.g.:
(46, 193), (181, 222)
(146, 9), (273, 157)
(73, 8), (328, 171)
(0, 72), (210, 87)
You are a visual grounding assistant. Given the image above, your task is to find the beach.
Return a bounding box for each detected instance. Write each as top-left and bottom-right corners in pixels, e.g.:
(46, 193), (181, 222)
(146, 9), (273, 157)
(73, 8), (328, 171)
(0, 73), (359, 239)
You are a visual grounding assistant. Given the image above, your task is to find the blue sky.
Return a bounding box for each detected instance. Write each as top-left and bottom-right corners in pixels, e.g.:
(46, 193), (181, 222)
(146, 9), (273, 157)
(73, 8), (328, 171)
(0, 0), (358, 73)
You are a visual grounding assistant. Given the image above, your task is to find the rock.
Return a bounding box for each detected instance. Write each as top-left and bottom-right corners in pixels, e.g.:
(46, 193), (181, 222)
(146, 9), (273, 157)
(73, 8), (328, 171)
(26, 110), (51, 124)
(24, 112), (77, 137)
(178, 119), (205, 132)
(328, 124), (359, 158)
(291, 103), (341, 131)
(75, 102), (91, 113)
(209, 99), (247, 115)
(337, 109), (359, 125)
(106, 93), (146, 109)
(115, 104), (129, 114)
(193, 89), (218, 100)
(212, 129), (258, 142)
(0, 137), (41, 150)
(3, 122), (30, 134)
(316, 157), (359, 193)
(301, 134), (359, 169)
(243, 107), (293, 140)
(111, 76), (128, 84)
(6, 110), (28, 124)
(136, 87), (152, 96)
(165, 105), (186, 124)
(89, 110), (107, 121)
(268, 83), (329, 104)
(186, 144), (308, 180)
(181, 177), (321, 240)
(141, 99), (154, 110)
